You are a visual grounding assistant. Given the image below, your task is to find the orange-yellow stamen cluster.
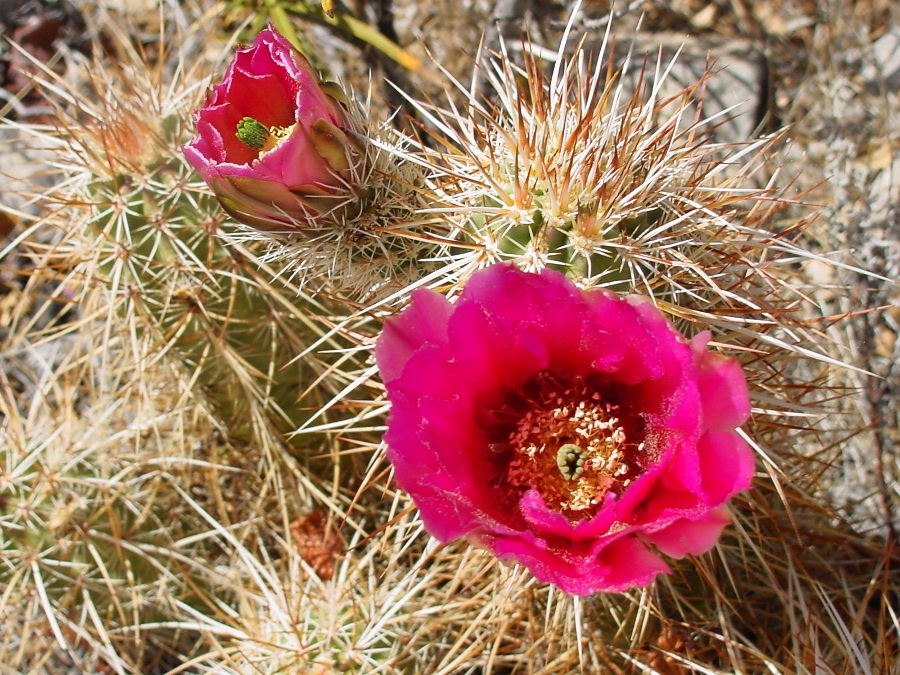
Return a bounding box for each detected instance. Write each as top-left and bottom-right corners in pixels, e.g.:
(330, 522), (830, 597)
(499, 372), (646, 514)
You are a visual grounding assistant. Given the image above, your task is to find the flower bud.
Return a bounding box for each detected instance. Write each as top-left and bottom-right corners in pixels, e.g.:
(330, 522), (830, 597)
(183, 25), (358, 232)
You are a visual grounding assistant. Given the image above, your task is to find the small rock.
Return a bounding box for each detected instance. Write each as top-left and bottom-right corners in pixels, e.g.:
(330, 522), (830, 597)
(582, 33), (769, 144)
(865, 26), (900, 89)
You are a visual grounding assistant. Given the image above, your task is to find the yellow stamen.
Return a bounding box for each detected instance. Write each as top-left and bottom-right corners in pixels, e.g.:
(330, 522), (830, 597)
(260, 124), (296, 153)
(494, 372), (649, 515)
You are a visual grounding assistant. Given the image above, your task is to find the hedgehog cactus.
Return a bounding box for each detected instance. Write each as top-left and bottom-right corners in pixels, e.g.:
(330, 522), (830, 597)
(0, 375), (214, 670)
(1, 4), (892, 673)
(0, 19), (447, 669)
(31, 15), (454, 456)
(57, 39), (374, 450)
(412, 34), (793, 315)
(83, 161), (335, 445)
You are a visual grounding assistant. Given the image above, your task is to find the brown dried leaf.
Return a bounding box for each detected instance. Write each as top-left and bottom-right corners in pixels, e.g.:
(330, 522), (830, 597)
(0, 208), (17, 239)
(290, 509), (343, 581)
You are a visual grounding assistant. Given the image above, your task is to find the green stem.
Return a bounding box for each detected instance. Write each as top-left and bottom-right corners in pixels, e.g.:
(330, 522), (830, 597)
(286, 0), (424, 72)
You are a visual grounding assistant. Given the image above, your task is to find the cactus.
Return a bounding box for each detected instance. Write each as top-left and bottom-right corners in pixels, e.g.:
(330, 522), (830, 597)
(0, 359), (216, 671)
(66, 85), (349, 452)
(0, 15), (366, 671)
(348, 23), (895, 674)
(0, 3), (894, 673)
(0, 12), (452, 672)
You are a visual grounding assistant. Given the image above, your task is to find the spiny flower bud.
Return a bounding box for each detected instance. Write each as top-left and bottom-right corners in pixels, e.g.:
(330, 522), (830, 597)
(183, 24), (359, 233)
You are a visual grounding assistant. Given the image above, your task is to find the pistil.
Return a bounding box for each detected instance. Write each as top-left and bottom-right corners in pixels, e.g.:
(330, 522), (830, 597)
(236, 116), (297, 155)
(496, 372), (648, 515)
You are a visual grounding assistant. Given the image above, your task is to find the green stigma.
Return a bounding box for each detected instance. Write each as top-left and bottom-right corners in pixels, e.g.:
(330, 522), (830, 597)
(236, 117), (269, 151)
(556, 443), (585, 481)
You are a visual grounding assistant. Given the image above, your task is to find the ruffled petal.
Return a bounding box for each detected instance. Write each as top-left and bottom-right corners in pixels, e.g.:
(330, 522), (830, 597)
(697, 432), (755, 504)
(376, 289), (454, 384)
(692, 332), (752, 431)
(643, 506), (732, 557)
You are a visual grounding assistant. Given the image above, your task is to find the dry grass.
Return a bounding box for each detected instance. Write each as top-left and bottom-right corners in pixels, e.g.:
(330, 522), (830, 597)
(0, 0), (897, 673)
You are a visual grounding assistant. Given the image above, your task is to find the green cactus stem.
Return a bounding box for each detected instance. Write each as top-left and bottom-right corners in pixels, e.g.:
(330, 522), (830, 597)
(83, 116), (350, 451)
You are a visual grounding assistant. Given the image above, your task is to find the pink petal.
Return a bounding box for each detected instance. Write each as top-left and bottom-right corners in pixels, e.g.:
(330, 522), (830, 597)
(644, 506), (732, 557)
(692, 332), (752, 431)
(376, 289), (453, 384)
(697, 432), (755, 503)
(518, 489), (618, 541)
(487, 533), (669, 595)
(591, 537), (671, 593)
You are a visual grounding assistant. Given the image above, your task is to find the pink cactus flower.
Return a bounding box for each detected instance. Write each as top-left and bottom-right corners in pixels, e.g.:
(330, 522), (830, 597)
(183, 25), (356, 232)
(375, 264), (754, 595)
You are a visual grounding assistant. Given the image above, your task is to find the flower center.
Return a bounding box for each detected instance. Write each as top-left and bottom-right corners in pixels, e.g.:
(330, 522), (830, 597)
(486, 371), (649, 516)
(235, 116), (296, 155)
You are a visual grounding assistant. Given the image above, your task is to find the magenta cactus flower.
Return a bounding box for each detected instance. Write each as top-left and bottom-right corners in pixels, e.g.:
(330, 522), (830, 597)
(183, 25), (357, 232)
(375, 264), (754, 595)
